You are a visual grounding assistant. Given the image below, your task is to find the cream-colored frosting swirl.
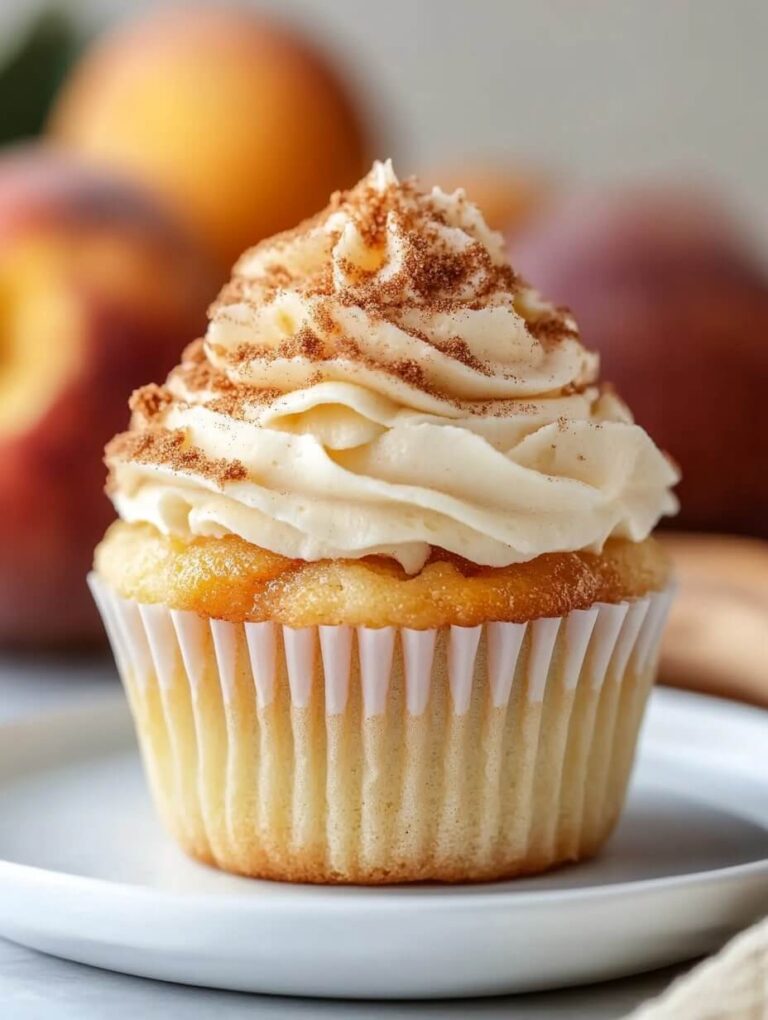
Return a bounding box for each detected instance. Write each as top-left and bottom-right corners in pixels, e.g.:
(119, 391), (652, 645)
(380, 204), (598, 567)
(106, 161), (679, 573)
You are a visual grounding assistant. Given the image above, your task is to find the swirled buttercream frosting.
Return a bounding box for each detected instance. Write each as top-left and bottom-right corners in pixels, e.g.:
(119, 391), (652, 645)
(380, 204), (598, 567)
(106, 161), (679, 573)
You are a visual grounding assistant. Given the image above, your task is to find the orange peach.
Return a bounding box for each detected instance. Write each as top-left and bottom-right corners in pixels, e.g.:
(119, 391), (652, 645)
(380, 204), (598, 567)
(0, 147), (216, 646)
(48, 6), (372, 271)
(424, 159), (549, 233)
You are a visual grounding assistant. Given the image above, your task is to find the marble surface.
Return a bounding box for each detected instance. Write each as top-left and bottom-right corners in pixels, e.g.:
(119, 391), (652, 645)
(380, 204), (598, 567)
(0, 652), (689, 1019)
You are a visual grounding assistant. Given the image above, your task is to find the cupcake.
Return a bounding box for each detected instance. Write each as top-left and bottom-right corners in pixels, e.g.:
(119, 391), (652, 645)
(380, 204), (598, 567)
(91, 161), (679, 884)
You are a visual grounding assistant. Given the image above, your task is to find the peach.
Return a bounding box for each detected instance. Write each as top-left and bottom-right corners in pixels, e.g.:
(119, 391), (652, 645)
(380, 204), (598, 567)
(0, 147), (216, 646)
(48, 6), (372, 271)
(511, 188), (768, 537)
(424, 159), (548, 232)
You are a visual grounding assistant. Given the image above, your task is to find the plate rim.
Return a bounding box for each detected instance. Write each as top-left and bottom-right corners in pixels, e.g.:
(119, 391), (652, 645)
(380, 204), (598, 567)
(0, 685), (766, 914)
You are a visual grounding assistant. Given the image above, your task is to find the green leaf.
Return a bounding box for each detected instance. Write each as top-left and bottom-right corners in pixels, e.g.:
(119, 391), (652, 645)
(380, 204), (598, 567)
(0, 6), (82, 144)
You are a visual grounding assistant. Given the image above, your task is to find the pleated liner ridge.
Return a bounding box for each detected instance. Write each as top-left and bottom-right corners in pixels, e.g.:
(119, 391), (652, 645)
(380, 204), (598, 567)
(89, 574), (673, 884)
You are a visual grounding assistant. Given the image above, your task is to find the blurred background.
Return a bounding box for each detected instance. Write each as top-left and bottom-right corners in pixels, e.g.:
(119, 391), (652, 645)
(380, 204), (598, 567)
(0, 0), (766, 705)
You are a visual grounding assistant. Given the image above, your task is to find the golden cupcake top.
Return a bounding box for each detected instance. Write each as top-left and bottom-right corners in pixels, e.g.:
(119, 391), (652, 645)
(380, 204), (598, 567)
(106, 161), (679, 572)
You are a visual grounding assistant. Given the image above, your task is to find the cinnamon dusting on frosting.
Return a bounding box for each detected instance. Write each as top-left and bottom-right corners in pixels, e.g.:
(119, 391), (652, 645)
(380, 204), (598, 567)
(437, 337), (492, 376)
(106, 162), (598, 496)
(107, 429), (247, 488)
(202, 162), (562, 401)
(129, 384), (173, 426)
(103, 160), (679, 573)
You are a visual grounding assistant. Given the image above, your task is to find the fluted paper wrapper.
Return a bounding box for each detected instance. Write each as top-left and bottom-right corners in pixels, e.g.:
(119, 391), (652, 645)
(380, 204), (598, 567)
(89, 574), (673, 884)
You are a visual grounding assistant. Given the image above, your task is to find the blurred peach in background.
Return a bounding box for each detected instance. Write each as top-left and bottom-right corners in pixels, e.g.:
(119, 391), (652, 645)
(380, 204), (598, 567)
(48, 5), (372, 272)
(0, 146), (215, 645)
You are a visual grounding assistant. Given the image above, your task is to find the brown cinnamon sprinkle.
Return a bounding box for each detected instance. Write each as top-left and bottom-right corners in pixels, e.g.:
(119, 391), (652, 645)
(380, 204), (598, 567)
(106, 429), (247, 487)
(110, 167), (585, 482)
(392, 359), (427, 390)
(528, 314), (578, 344)
(166, 340), (284, 420)
(202, 170), (578, 403)
(207, 386), (282, 420)
(311, 300), (338, 336)
(226, 328), (328, 365)
(129, 384), (173, 426)
(438, 337), (491, 376)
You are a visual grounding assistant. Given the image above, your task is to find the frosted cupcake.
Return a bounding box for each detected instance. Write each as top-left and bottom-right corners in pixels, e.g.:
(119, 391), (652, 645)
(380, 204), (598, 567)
(91, 161), (678, 883)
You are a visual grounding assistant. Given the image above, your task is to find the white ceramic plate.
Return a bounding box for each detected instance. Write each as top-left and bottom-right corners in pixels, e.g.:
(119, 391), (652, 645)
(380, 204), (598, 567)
(0, 687), (765, 1000)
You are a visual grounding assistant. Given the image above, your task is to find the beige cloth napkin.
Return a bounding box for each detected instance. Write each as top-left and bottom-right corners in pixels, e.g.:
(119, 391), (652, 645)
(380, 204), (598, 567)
(627, 916), (768, 1019)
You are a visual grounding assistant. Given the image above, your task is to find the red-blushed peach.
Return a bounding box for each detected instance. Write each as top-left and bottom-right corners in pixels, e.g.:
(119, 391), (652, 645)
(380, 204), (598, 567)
(48, 6), (372, 271)
(510, 188), (768, 537)
(0, 146), (216, 646)
(423, 159), (549, 233)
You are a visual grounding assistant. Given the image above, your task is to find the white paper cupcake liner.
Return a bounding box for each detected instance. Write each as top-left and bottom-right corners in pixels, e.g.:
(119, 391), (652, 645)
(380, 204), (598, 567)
(89, 573), (673, 884)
